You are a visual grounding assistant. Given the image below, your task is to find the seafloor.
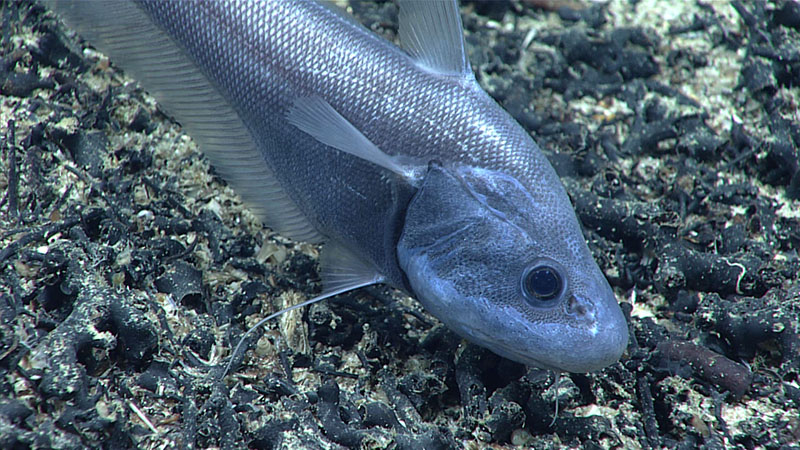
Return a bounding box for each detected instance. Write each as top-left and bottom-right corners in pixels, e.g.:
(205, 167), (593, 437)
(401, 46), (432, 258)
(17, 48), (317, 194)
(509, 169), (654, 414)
(1, 0), (799, 448)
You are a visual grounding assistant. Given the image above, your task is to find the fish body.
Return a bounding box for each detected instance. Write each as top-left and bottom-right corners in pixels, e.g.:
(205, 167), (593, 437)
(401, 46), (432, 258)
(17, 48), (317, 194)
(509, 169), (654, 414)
(51, 0), (628, 372)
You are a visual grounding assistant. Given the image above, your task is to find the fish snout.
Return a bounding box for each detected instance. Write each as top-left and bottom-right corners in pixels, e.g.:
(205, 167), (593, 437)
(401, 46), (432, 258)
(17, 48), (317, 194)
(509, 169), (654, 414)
(562, 291), (629, 372)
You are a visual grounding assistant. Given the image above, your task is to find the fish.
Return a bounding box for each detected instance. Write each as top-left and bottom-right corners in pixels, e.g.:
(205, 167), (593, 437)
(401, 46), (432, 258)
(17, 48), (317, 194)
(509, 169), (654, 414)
(50, 0), (629, 373)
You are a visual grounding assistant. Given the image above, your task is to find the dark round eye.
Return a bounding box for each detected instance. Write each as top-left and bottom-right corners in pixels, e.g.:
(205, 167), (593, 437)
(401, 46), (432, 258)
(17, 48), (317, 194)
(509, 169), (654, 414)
(522, 265), (563, 301)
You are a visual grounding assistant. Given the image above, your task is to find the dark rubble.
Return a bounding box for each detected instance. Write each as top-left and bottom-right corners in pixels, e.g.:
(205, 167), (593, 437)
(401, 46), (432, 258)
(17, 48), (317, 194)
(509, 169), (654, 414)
(1, 0), (799, 448)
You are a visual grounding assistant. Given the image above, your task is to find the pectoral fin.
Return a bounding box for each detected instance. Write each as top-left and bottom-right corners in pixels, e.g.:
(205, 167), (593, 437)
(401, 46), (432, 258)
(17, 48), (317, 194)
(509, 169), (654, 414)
(287, 96), (420, 182)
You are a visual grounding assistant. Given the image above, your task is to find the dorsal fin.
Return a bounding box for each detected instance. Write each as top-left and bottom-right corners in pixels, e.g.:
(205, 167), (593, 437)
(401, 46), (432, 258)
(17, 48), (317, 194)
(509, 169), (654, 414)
(51, 1), (323, 243)
(397, 0), (471, 77)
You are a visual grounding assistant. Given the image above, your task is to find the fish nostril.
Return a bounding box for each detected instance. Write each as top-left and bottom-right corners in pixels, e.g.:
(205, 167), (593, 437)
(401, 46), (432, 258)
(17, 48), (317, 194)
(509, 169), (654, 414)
(566, 294), (596, 320)
(568, 295), (586, 315)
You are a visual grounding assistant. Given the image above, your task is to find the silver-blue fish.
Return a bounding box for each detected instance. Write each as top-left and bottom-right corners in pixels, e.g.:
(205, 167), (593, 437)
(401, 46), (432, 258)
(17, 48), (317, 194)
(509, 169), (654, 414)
(51, 0), (628, 373)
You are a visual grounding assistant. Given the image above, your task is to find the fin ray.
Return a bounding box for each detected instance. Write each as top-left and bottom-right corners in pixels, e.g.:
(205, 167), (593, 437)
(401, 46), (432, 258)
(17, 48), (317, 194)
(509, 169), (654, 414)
(398, 0), (471, 76)
(221, 242), (383, 378)
(52, 1), (323, 243)
(319, 242), (385, 295)
(287, 96), (416, 180)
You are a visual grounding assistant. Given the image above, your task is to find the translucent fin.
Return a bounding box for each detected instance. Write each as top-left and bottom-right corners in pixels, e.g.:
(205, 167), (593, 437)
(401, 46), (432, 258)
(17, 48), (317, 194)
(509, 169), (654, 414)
(550, 371), (562, 427)
(50, 1), (323, 243)
(287, 96), (418, 181)
(397, 0), (471, 76)
(221, 242), (383, 378)
(319, 242), (385, 294)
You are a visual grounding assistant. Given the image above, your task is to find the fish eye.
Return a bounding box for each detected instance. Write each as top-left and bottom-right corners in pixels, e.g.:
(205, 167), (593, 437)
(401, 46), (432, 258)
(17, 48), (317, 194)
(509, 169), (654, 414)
(521, 261), (564, 304)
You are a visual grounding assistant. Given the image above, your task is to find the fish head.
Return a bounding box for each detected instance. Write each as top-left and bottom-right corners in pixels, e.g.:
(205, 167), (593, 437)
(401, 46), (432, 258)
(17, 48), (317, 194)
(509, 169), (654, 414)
(397, 162), (628, 373)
